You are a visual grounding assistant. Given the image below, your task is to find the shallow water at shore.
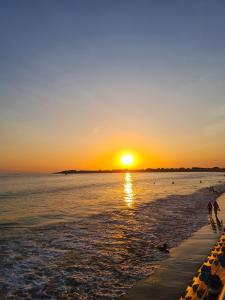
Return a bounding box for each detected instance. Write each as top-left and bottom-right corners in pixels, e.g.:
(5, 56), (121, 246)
(0, 173), (225, 299)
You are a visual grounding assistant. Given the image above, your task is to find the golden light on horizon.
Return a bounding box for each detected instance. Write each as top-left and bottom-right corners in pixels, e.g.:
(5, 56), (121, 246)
(120, 154), (134, 167)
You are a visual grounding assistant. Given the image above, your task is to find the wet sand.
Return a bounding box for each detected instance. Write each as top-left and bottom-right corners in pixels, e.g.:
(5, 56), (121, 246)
(1, 183), (225, 299)
(121, 193), (225, 300)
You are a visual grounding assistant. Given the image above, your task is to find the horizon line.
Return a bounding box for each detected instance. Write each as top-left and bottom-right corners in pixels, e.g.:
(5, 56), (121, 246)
(56, 166), (225, 175)
(1, 166), (225, 175)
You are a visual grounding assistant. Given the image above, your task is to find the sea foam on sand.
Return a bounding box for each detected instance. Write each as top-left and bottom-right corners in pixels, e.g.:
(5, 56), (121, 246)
(1, 184), (225, 299)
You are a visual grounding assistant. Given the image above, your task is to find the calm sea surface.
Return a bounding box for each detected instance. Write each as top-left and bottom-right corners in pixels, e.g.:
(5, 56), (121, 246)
(0, 172), (224, 228)
(1, 172), (225, 299)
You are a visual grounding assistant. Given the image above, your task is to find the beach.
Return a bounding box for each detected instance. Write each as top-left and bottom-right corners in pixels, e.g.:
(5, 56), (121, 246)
(122, 193), (225, 300)
(2, 2), (225, 299)
(0, 173), (225, 299)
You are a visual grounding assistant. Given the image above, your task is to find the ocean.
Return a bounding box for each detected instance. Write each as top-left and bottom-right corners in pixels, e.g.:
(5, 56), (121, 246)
(0, 172), (225, 299)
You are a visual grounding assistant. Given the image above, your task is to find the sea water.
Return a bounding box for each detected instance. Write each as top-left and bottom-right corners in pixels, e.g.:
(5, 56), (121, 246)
(0, 172), (225, 299)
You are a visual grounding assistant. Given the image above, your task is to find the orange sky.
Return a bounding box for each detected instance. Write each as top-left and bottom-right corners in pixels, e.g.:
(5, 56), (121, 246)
(1, 129), (225, 173)
(1, 2), (225, 173)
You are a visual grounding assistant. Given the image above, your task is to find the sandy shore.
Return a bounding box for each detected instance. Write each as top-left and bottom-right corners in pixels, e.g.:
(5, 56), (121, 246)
(121, 192), (225, 300)
(1, 184), (225, 299)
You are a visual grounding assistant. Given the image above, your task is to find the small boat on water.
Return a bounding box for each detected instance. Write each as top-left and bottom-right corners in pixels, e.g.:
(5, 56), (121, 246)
(180, 234), (225, 300)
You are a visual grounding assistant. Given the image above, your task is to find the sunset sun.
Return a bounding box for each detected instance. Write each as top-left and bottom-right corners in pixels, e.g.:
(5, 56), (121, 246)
(121, 154), (134, 166)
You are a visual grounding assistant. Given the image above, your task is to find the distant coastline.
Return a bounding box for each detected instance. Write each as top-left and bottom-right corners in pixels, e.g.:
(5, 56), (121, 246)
(55, 167), (225, 175)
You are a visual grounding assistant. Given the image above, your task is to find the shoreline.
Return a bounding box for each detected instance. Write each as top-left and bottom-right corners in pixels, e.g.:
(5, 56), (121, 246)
(121, 192), (225, 300)
(1, 183), (225, 299)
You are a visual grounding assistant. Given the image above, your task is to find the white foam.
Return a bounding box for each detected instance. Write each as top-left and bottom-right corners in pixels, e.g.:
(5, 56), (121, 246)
(1, 184), (225, 299)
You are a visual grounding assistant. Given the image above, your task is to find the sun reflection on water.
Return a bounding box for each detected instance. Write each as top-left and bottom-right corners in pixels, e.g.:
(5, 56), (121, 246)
(124, 173), (133, 208)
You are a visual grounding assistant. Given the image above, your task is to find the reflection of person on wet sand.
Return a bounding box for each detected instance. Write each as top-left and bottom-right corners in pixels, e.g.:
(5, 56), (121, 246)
(209, 215), (223, 232)
(213, 200), (220, 218)
(207, 201), (213, 216)
(215, 215), (223, 231)
(209, 216), (217, 232)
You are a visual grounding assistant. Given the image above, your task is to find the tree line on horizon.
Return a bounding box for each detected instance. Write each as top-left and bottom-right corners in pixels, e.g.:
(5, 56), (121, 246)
(56, 167), (225, 175)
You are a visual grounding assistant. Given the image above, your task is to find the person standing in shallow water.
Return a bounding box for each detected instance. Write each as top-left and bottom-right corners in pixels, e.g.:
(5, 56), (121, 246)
(207, 201), (213, 216)
(213, 200), (220, 218)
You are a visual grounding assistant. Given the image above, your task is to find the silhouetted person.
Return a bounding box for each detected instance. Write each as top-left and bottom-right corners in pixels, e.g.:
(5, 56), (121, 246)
(213, 200), (220, 218)
(208, 201), (213, 216)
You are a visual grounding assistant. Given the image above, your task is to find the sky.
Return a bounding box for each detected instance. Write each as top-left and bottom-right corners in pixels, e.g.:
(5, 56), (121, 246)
(1, 0), (225, 172)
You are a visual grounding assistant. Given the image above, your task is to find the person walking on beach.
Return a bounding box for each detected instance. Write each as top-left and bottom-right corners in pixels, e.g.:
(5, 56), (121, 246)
(213, 200), (220, 218)
(207, 201), (213, 216)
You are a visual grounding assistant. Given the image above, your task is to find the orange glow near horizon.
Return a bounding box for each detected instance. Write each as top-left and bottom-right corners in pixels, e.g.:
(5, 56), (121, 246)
(2, 3), (225, 174)
(1, 140), (225, 173)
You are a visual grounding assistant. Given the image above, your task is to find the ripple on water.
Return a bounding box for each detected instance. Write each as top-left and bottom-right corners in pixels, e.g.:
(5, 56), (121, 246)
(1, 184), (225, 299)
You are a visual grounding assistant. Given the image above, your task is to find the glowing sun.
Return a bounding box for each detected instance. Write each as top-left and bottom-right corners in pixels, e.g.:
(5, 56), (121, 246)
(121, 154), (134, 166)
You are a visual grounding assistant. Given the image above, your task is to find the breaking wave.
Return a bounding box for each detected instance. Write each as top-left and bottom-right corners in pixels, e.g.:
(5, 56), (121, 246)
(1, 184), (225, 299)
